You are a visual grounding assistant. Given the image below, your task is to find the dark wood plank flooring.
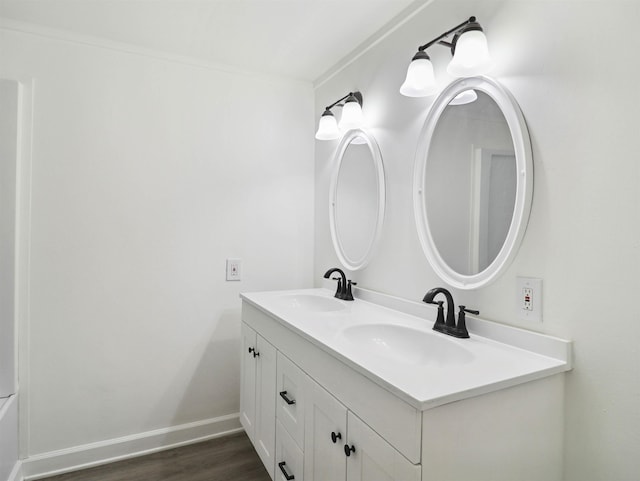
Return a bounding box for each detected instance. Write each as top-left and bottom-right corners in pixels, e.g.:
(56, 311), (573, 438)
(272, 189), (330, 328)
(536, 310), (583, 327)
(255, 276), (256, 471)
(42, 432), (271, 481)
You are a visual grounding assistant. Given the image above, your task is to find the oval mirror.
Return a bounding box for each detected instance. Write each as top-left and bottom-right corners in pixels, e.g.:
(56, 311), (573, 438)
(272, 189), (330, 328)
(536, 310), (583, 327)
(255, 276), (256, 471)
(414, 77), (533, 289)
(330, 129), (385, 271)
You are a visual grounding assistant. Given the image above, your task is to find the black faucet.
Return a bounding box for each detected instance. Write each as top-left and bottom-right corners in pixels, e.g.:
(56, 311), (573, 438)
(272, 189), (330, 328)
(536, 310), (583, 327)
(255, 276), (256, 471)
(323, 268), (356, 301)
(422, 287), (478, 338)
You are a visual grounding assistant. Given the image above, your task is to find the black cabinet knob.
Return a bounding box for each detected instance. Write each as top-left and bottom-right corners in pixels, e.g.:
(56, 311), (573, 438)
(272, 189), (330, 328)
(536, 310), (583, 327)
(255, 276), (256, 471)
(344, 444), (356, 457)
(330, 431), (342, 443)
(247, 347), (260, 358)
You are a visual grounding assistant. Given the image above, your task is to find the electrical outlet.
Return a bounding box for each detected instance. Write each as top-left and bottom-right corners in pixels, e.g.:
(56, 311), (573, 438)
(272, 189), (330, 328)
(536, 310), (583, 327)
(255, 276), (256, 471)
(516, 277), (542, 322)
(523, 287), (533, 311)
(226, 258), (241, 281)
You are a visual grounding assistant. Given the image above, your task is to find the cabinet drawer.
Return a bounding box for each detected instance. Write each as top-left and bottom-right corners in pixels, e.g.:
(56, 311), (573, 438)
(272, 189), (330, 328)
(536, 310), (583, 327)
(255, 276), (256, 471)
(277, 352), (306, 450)
(276, 420), (304, 481)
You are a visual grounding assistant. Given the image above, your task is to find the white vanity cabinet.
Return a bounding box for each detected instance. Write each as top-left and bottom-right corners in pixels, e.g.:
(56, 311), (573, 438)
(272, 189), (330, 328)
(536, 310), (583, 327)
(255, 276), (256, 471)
(240, 323), (277, 479)
(241, 291), (569, 481)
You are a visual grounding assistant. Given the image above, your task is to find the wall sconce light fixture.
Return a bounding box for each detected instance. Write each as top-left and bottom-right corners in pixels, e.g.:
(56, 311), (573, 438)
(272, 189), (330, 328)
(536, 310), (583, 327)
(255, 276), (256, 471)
(400, 16), (493, 98)
(315, 91), (364, 140)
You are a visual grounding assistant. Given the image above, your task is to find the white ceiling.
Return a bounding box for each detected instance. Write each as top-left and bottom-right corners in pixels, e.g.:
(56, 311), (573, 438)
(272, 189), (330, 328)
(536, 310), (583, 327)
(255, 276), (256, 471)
(0, 0), (421, 82)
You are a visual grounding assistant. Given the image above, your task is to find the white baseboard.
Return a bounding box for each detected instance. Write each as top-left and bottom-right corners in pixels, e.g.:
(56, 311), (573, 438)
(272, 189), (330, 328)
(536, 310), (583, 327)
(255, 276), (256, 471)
(7, 461), (22, 481)
(22, 413), (242, 480)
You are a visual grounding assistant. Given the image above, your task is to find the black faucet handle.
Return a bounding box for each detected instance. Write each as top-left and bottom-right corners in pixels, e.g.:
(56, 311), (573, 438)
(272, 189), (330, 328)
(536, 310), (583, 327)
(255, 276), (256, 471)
(330, 277), (343, 299)
(459, 306), (479, 315)
(432, 300), (447, 333)
(450, 305), (477, 339)
(344, 280), (357, 301)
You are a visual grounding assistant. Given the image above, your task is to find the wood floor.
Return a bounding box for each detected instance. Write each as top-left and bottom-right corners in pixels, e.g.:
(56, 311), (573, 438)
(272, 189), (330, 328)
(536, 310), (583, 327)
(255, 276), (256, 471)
(42, 432), (271, 481)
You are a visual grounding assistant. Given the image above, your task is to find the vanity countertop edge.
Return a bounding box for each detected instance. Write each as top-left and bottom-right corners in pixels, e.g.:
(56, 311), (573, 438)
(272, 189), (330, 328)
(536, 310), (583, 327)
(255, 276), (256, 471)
(240, 287), (572, 411)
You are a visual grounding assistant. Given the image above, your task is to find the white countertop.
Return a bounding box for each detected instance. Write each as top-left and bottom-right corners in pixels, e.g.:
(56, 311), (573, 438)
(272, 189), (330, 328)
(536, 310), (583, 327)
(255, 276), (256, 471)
(241, 288), (572, 410)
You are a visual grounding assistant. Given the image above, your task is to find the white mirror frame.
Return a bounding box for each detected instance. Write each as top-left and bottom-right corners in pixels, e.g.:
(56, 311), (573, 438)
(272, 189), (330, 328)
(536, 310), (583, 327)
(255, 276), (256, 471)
(329, 129), (386, 271)
(413, 76), (533, 289)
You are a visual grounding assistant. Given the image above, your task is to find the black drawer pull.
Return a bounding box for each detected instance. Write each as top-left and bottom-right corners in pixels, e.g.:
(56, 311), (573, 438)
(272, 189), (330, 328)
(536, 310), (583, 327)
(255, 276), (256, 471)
(279, 391), (296, 405)
(344, 444), (356, 457)
(278, 461), (295, 480)
(331, 431), (342, 443)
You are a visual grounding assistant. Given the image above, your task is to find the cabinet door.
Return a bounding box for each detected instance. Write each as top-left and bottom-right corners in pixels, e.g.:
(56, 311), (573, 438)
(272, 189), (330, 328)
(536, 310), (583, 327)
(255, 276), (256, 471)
(240, 322), (257, 439)
(346, 412), (420, 481)
(254, 334), (277, 479)
(276, 420), (304, 481)
(304, 379), (347, 481)
(277, 352), (306, 450)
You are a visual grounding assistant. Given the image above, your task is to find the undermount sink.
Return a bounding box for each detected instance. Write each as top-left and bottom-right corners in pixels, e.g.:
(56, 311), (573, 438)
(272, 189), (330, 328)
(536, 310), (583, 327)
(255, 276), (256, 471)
(274, 293), (346, 312)
(341, 323), (474, 366)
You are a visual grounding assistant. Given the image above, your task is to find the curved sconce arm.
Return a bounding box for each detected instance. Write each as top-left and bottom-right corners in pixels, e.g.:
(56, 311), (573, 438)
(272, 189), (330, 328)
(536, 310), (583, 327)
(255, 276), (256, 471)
(417, 16), (477, 52)
(323, 91), (363, 111)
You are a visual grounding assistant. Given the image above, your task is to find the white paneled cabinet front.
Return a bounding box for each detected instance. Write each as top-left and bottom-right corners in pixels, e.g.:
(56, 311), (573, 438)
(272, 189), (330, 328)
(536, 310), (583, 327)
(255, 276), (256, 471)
(240, 322), (277, 479)
(346, 412), (421, 481)
(304, 378), (420, 481)
(240, 323), (257, 438)
(304, 377), (347, 481)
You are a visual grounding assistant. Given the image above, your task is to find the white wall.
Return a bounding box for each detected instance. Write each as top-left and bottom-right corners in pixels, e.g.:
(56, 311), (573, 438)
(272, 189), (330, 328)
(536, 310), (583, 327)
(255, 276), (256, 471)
(0, 77), (19, 481)
(0, 78), (18, 399)
(0, 25), (315, 461)
(314, 1), (640, 480)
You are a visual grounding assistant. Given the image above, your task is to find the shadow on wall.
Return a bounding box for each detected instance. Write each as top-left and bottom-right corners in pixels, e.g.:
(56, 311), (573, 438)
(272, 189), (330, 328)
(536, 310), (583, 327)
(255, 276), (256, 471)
(147, 307), (242, 442)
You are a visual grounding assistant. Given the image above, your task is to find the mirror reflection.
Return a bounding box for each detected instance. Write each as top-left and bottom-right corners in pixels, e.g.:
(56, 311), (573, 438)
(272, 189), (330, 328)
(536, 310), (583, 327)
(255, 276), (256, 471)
(336, 139), (378, 261)
(330, 130), (385, 271)
(424, 90), (516, 275)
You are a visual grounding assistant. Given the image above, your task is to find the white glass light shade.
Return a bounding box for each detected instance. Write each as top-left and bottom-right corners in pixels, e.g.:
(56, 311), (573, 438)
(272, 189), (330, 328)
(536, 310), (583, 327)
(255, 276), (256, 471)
(315, 111), (340, 140)
(449, 89), (478, 105)
(400, 58), (437, 97)
(338, 99), (363, 130)
(447, 30), (494, 78)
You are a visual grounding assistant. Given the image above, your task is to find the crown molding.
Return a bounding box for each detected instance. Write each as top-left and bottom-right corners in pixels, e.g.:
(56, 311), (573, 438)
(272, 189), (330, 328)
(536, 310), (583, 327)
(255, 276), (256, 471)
(313, 0), (437, 89)
(0, 17), (310, 87)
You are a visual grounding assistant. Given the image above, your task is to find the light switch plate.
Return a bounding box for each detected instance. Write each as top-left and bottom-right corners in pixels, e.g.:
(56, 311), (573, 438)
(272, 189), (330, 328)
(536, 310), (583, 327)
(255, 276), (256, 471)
(226, 258), (241, 281)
